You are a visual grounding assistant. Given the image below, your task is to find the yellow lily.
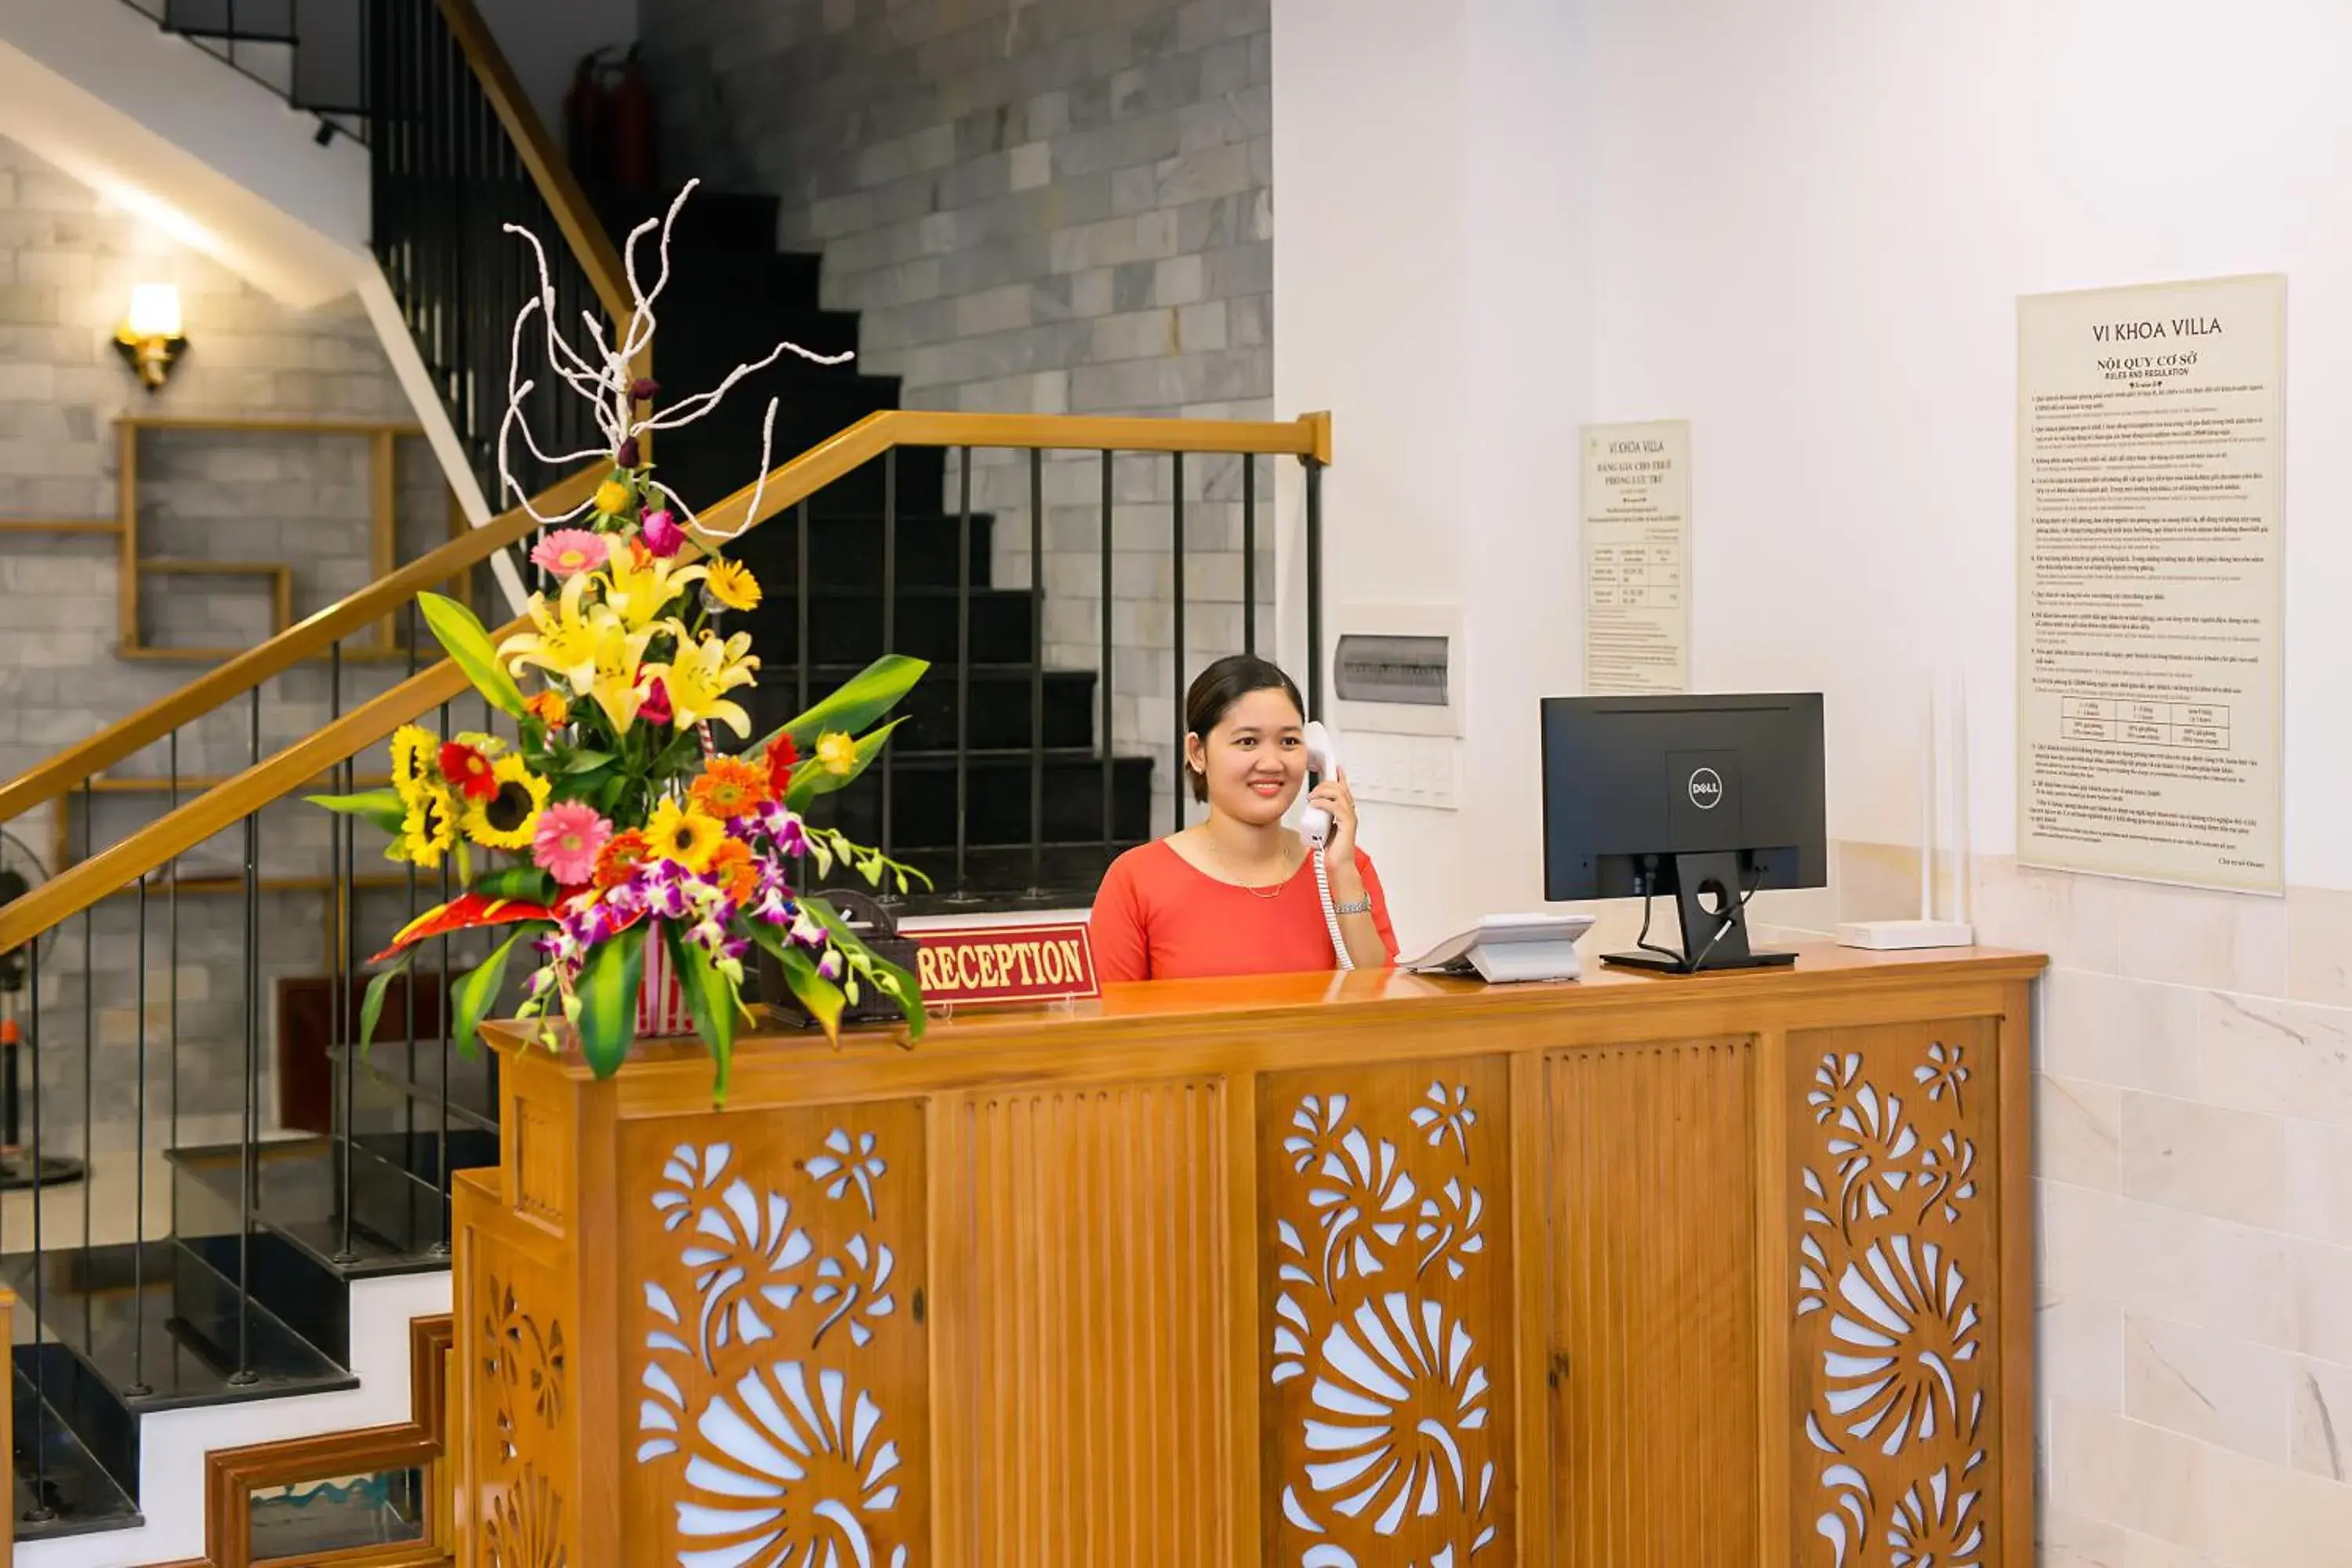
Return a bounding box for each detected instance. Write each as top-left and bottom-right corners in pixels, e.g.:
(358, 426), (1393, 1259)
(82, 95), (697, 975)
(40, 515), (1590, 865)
(582, 612), (658, 731)
(599, 545), (708, 633)
(499, 573), (601, 690)
(644, 627), (760, 736)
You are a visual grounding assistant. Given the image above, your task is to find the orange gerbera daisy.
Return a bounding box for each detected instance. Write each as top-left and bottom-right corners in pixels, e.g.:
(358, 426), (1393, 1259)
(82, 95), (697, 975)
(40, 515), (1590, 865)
(705, 838), (760, 903)
(688, 755), (771, 821)
(593, 829), (651, 890)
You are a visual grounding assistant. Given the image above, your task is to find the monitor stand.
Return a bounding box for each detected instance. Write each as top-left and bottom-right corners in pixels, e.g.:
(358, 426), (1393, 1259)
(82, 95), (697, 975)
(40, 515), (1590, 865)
(1602, 851), (1799, 975)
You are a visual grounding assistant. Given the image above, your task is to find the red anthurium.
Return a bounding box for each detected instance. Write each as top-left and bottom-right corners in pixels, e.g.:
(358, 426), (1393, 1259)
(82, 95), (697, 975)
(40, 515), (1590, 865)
(439, 742), (498, 802)
(764, 731), (797, 796)
(370, 892), (557, 964)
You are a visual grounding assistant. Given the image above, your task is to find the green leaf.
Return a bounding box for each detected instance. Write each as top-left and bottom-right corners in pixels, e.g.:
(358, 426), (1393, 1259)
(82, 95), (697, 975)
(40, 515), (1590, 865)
(357, 949), (416, 1061)
(802, 895), (926, 1042)
(574, 924), (645, 1078)
(665, 924), (740, 1102)
(474, 865), (557, 904)
(769, 939), (845, 1046)
(757, 655), (928, 753)
(452, 925), (543, 1056)
(563, 750), (617, 774)
(306, 788), (408, 834)
(419, 592), (526, 717)
(783, 717), (906, 812)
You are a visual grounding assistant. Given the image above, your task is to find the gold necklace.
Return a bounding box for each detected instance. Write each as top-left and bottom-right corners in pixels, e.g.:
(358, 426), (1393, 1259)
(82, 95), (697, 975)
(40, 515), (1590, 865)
(1203, 833), (1294, 900)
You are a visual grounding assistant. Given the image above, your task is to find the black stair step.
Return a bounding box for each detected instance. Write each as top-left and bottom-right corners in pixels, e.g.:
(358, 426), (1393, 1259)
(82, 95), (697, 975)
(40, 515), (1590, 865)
(170, 1136), (458, 1280)
(655, 304), (861, 363)
(588, 186), (804, 272)
(744, 585), (1041, 667)
(11, 1352), (140, 1541)
(752, 665), (1097, 753)
(728, 510), (999, 590)
(2, 1241), (354, 1417)
(176, 1230), (355, 1366)
(808, 752), (1155, 851)
(656, 435), (939, 527)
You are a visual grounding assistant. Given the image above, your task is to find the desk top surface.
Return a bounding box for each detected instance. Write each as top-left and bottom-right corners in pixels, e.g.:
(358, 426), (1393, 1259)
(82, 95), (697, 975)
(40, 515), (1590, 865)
(487, 940), (2045, 1082)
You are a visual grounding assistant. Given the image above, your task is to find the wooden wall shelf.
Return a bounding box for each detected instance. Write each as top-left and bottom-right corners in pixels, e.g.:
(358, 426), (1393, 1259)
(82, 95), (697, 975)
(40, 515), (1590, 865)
(462, 944), (2043, 1565)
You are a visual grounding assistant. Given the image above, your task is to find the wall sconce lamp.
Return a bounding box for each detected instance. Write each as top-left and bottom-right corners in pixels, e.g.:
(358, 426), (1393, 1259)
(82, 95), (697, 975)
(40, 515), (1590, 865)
(114, 284), (187, 392)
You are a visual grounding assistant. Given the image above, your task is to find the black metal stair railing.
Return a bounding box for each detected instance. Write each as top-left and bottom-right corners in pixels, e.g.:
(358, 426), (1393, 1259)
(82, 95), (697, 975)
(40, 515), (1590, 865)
(368, 0), (632, 528)
(0, 419), (1321, 1541)
(114, 0), (371, 146)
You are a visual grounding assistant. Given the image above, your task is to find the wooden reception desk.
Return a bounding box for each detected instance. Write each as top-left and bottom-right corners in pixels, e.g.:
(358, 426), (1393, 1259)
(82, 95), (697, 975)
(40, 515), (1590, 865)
(456, 943), (2041, 1566)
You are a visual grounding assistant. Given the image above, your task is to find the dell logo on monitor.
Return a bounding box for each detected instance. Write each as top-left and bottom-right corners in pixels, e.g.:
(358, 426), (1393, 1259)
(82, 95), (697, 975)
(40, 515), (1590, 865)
(1688, 767), (1725, 810)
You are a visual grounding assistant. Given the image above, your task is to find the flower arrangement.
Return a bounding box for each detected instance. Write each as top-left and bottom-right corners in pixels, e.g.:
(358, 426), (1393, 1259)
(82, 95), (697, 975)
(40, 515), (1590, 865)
(314, 183), (929, 1095)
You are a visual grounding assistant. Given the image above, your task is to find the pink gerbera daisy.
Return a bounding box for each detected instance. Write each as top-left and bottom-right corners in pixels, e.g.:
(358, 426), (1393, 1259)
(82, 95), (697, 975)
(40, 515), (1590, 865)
(531, 801), (612, 887)
(529, 528), (608, 578)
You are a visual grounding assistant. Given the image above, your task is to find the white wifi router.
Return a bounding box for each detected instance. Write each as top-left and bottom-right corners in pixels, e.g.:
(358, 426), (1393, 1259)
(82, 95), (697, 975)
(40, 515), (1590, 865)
(1837, 673), (1976, 951)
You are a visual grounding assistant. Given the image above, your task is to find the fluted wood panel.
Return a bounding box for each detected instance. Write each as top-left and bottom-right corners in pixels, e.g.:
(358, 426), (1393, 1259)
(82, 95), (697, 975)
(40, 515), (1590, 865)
(1545, 1039), (1759, 1566)
(958, 1079), (1232, 1566)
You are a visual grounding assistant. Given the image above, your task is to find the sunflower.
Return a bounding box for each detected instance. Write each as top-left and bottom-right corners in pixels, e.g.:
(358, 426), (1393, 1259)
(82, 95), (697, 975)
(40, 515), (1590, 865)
(705, 838), (760, 903)
(394, 782), (459, 870)
(389, 724), (438, 808)
(593, 829), (650, 890)
(460, 753), (550, 851)
(705, 558), (761, 612)
(644, 797), (724, 872)
(688, 756), (771, 821)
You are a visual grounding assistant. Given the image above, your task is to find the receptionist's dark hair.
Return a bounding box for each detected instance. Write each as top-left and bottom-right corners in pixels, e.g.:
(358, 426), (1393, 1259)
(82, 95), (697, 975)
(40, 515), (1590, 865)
(1182, 654), (1305, 802)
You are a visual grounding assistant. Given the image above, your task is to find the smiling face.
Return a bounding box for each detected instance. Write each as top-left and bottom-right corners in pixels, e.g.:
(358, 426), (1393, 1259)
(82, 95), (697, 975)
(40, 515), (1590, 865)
(1187, 684), (1308, 827)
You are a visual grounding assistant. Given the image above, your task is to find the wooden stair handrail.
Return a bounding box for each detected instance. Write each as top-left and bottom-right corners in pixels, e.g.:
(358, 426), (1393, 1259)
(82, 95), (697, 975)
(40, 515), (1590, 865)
(435, 0), (634, 339)
(0, 467), (601, 829)
(0, 412), (1332, 954)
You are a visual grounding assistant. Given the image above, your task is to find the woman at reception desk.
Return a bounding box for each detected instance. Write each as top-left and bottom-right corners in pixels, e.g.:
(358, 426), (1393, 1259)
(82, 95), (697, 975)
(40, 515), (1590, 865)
(1089, 655), (1399, 978)
(456, 699), (2042, 1564)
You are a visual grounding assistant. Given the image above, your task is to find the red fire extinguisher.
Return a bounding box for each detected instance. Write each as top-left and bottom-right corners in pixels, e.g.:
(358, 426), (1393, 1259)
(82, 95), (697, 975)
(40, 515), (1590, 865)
(607, 45), (657, 191)
(564, 48), (612, 183)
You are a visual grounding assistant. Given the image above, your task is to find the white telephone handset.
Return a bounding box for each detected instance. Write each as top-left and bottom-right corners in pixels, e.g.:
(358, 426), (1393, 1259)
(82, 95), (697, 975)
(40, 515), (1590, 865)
(1299, 721), (1353, 969)
(1300, 721), (1339, 848)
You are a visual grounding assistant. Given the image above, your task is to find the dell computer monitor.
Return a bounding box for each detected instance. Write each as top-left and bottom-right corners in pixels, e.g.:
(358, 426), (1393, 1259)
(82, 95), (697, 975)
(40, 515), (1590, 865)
(1541, 692), (1827, 972)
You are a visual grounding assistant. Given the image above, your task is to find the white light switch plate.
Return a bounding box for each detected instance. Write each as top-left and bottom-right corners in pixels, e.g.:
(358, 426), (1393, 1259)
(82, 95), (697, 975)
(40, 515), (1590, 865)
(1345, 732), (1457, 809)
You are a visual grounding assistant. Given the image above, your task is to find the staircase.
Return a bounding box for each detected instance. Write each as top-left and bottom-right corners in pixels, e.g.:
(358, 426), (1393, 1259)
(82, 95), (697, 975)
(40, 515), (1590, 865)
(0, 1), (1323, 1557)
(590, 183), (1156, 902)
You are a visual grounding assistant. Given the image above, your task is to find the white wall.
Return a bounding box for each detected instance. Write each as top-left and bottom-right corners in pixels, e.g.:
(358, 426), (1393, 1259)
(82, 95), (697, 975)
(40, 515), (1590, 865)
(0, 0), (368, 306)
(474, 0), (638, 165)
(1584, 0), (2352, 892)
(1273, 1), (2352, 1555)
(1272, 0), (1592, 952)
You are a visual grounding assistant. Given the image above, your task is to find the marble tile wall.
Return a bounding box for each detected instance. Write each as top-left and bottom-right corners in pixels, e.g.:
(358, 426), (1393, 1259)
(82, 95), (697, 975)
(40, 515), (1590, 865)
(1751, 843), (2352, 1563)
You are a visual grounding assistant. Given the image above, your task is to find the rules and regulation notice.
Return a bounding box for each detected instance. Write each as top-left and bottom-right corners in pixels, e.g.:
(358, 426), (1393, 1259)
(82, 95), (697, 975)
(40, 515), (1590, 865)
(1581, 419), (1691, 694)
(2017, 274), (2285, 893)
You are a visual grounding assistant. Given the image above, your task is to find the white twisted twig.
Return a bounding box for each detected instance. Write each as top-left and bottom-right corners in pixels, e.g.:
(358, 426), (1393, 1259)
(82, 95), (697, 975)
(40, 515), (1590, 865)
(492, 178), (855, 531)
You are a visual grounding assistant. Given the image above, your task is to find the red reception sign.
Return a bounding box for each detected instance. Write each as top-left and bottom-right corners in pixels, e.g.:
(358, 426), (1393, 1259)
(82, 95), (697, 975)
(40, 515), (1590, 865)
(912, 921), (1098, 1006)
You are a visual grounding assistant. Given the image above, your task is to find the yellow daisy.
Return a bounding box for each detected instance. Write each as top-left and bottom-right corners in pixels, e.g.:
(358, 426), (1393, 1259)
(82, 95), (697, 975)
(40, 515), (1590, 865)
(395, 782), (459, 870)
(644, 797), (725, 872)
(460, 753), (550, 851)
(705, 558), (761, 612)
(389, 724), (438, 808)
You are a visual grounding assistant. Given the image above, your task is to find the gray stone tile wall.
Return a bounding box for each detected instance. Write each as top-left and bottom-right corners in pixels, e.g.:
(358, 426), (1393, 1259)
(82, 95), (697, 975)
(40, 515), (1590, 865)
(639, 0), (1277, 819)
(0, 132), (463, 1156)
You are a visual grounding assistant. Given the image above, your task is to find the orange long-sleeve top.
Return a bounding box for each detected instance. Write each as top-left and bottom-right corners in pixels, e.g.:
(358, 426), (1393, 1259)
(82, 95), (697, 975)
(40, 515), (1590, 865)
(1086, 839), (1400, 982)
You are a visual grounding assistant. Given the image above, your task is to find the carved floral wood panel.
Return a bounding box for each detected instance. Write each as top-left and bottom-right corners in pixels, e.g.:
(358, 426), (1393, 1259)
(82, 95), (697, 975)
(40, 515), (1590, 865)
(1791, 1021), (2002, 1567)
(471, 1243), (572, 1568)
(620, 1102), (928, 1568)
(1260, 1059), (1515, 1568)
